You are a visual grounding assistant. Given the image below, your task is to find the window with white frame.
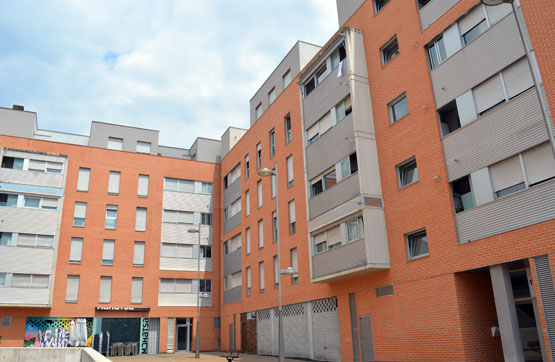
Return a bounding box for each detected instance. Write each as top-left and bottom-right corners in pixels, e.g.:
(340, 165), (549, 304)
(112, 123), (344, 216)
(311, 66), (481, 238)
(225, 271), (242, 291)
(287, 155), (294, 187)
(245, 190), (250, 216)
(257, 180), (263, 207)
(290, 248), (298, 283)
(163, 209), (194, 224)
(268, 87), (276, 105)
(161, 243), (192, 258)
(245, 154), (250, 180)
(73, 202), (86, 227)
(136, 141), (151, 154)
(406, 229), (429, 260)
(23, 196), (58, 210)
(108, 171), (120, 194)
(159, 278), (192, 293)
(224, 233), (241, 255)
(200, 245), (212, 258)
(397, 157), (418, 188)
(381, 35), (399, 65)
(256, 143), (262, 169)
(303, 44), (346, 97)
(246, 267), (252, 296)
(201, 212), (212, 225)
(460, 6), (488, 46)
(14, 233), (54, 248)
(340, 153), (358, 179)
(225, 163), (241, 189)
(374, 0), (389, 13)
(311, 168), (336, 197)
(107, 137), (123, 150)
(289, 200), (296, 234)
(389, 92), (409, 123)
(271, 172), (276, 198)
(346, 217), (364, 242)
(282, 69), (292, 89)
(427, 37), (447, 69)
(131, 277), (143, 303)
(272, 211), (278, 242)
(259, 261), (265, 292)
(285, 114), (292, 144)
(451, 175), (476, 213)
(135, 207), (147, 231)
(164, 177), (194, 193)
(0, 232), (12, 246)
(99, 276), (112, 303)
(199, 279), (212, 293)
(312, 216), (364, 254)
(273, 255), (279, 288)
(66, 275), (80, 302)
(225, 198), (241, 220)
(105, 205), (118, 229)
(11, 273), (50, 288)
(133, 241), (145, 266)
(258, 219), (264, 248)
(1, 156), (23, 170)
(269, 129), (276, 157)
(255, 103), (262, 120)
(102, 239), (115, 265)
(138, 174), (149, 197)
(0, 193), (17, 207)
(28, 159), (63, 174)
(77, 168), (90, 192)
(69, 237), (83, 263)
(246, 227), (251, 255)
(310, 152), (360, 197)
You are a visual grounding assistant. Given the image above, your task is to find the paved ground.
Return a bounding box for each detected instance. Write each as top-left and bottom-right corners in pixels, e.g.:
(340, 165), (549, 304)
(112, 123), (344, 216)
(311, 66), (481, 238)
(110, 351), (305, 361)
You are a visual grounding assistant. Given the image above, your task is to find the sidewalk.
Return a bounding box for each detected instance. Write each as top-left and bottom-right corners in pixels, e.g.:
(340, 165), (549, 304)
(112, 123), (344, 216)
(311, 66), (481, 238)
(110, 351), (305, 361)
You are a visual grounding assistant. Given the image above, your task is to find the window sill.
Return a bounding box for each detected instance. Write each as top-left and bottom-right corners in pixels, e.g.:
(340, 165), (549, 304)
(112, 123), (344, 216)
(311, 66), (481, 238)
(73, 225), (85, 228)
(76, 190), (89, 193)
(69, 261), (81, 265)
(390, 112), (409, 126)
(107, 193), (119, 196)
(133, 264), (144, 268)
(65, 301), (78, 304)
(137, 195), (148, 198)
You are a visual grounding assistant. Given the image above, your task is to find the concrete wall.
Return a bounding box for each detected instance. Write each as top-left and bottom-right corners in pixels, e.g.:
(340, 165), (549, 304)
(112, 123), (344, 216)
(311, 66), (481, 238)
(89, 121), (159, 154)
(189, 138), (222, 164)
(419, 0), (459, 30)
(0, 108), (36, 139)
(336, 0), (364, 27)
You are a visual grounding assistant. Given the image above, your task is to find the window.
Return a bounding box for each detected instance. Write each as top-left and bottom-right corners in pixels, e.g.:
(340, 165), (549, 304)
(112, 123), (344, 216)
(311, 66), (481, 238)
(245, 190), (250, 216)
(99, 276), (112, 303)
(102, 239), (115, 265)
(427, 37), (446, 69)
(310, 169), (336, 197)
(438, 100), (461, 136)
(201, 213), (212, 225)
(200, 279), (212, 293)
(73, 202), (87, 227)
(258, 219), (264, 248)
(77, 168), (90, 192)
(522, 142), (555, 187)
(259, 261), (265, 292)
(289, 200), (296, 234)
(69, 237), (83, 263)
(16, 233), (53, 248)
(287, 155), (293, 186)
(0, 232), (12, 246)
(282, 69), (292, 89)
(271, 172), (276, 198)
(246, 267), (252, 296)
(389, 93), (409, 123)
(225, 164), (241, 188)
(417, 0), (431, 9)
(108, 171), (120, 194)
(290, 248), (298, 283)
(65, 275), (80, 302)
(246, 227), (251, 255)
(28, 159), (63, 173)
(257, 180), (263, 207)
(159, 278), (192, 293)
(451, 176), (475, 213)
(374, 0), (389, 13)
(162, 243), (192, 258)
(226, 198), (241, 220)
(274, 255), (279, 288)
(136, 207), (147, 231)
(133, 241), (145, 266)
(0, 193), (17, 207)
(131, 277), (143, 303)
(406, 229), (429, 260)
(105, 205), (118, 229)
(214, 317), (221, 329)
(285, 115), (292, 144)
(0, 273), (6, 286)
(1, 316), (11, 327)
(201, 182), (213, 194)
(397, 158), (418, 188)
(1, 156), (23, 170)
(269, 129), (275, 157)
(107, 137), (123, 150)
(340, 153), (358, 179)
(346, 217), (364, 242)
(164, 177), (194, 193)
(224, 272), (242, 291)
(272, 211), (278, 242)
(245, 155), (250, 180)
(224, 234), (242, 255)
(200, 245), (212, 258)
(136, 141), (151, 154)
(376, 285), (394, 297)
(256, 143), (262, 169)
(163, 209), (194, 224)
(255, 103), (262, 120)
(462, 19), (488, 46)
(489, 155), (526, 199)
(381, 35), (399, 65)
(138, 174), (149, 197)
(11, 274), (49, 288)
(335, 95), (352, 123)
(268, 87), (276, 105)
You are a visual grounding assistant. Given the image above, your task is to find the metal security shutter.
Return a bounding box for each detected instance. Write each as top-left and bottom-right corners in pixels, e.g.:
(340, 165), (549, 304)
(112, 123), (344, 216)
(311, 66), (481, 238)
(522, 142), (555, 185)
(108, 171), (120, 194)
(287, 156), (294, 184)
(136, 141), (151, 154)
(66, 275), (80, 302)
(77, 168), (90, 191)
(74, 202), (86, 218)
(102, 240), (115, 263)
(131, 277), (143, 303)
(489, 155), (524, 192)
(136, 208), (147, 231)
(458, 5), (485, 35)
(167, 318), (175, 353)
(36, 235), (53, 248)
(107, 137), (123, 150)
(534, 255), (555, 361)
(259, 262), (265, 290)
(42, 198), (58, 209)
(69, 238), (83, 262)
(17, 234), (36, 247)
(473, 74), (505, 114)
(257, 181), (263, 207)
(359, 315), (374, 362)
(133, 241), (145, 266)
(138, 175), (149, 197)
(148, 318), (160, 354)
(319, 111), (332, 134)
(99, 276), (112, 303)
(289, 200), (296, 224)
(307, 122), (320, 141)
(163, 210), (177, 223)
(503, 57), (534, 99)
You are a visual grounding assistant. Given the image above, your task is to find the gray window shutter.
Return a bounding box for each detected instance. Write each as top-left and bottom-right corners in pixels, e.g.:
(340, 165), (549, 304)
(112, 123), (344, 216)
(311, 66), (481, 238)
(41, 198), (58, 209)
(133, 242), (145, 265)
(135, 207), (147, 231)
(131, 277), (143, 303)
(102, 240), (115, 262)
(11, 274), (31, 287)
(473, 74), (505, 114)
(74, 202), (87, 218)
(159, 278), (175, 293)
(489, 155), (524, 192)
(70, 238), (83, 262)
(99, 276), (112, 303)
(458, 5), (485, 35)
(522, 142), (555, 185)
(36, 235), (54, 248)
(32, 275), (50, 288)
(17, 234), (36, 247)
(66, 275), (80, 302)
(108, 171), (121, 194)
(138, 175), (149, 196)
(503, 57), (534, 99)
(77, 168), (90, 191)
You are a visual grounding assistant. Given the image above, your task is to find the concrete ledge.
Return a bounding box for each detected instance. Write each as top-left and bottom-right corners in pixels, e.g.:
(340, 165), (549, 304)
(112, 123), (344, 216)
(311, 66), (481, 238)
(0, 347), (111, 362)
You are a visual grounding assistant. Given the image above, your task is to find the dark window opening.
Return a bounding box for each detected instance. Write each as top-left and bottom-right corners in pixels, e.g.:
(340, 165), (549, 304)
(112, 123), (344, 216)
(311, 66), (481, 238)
(439, 100), (461, 136)
(451, 176), (475, 213)
(417, 0), (431, 10)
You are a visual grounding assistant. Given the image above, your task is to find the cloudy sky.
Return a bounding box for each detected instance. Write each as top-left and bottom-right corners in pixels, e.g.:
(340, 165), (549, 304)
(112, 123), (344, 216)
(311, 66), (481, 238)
(0, 1), (338, 148)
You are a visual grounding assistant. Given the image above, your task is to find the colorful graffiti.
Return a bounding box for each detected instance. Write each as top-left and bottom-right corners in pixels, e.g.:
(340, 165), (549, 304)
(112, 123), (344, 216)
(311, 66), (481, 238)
(24, 317), (93, 347)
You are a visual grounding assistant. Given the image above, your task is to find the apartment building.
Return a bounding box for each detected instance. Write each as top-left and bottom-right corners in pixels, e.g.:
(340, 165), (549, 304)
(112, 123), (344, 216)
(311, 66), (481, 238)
(0, 107), (223, 353)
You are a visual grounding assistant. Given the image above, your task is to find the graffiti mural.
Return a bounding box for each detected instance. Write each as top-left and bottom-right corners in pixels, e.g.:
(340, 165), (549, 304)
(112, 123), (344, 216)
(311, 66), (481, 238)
(24, 317), (93, 347)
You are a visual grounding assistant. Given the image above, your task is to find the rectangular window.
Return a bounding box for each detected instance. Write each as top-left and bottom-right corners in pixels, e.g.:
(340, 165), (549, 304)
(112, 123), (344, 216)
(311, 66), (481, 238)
(290, 248), (298, 283)
(285, 115), (292, 143)
(257, 180), (263, 207)
(133, 241), (145, 266)
(163, 177), (194, 193)
(451, 175), (476, 213)
(269, 129), (276, 157)
(271, 172), (276, 198)
(230, 198), (241, 218)
(107, 137), (123, 150)
(287, 155), (293, 186)
(246, 227), (251, 255)
(389, 93), (409, 123)
(69, 237), (83, 263)
(461, 17), (488, 46)
(102, 239), (115, 265)
(417, 0), (431, 9)
(273, 255), (279, 288)
(289, 200), (296, 234)
(474, 74), (505, 116)
(522, 142), (555, 187)
(438, 100), (461, 136)
(0, 232), (12, 246)
(0, 193), (18, 207)
(245, 190), (250, 216)
(99, 276), (112, 303)
(135, 207), (147, 231)
(272, 211), (278, 242)
(65, 275), (80, 302)
(108, 171), (120, 194)
(1, 156), (24, 170)
(163, 210), (194, 224)
(256, 143), (262, 169)
(306, 119), (321, 145)
(427, 37), (447, 69)
(282, 69), (292, 89)
(489, 155), (526, 199)
(77, 168), (90, 192)
(246, 267), (252, 296)
(73, 202), (86, 227)
(24, 196), (40, 208)
(245, 154), (250, 180)
(406, 229), (429, 260)
(200, 245), (211, 258)
(0, 273), (6, 286)
(259, 261), (265, 292)
(381, 35), (399, 65)
(105, 205), (118, 229)
(503, 57), (534, 100)
(159, 278), (192, 293)
(340, 153), (358, 179)
(138, 174), (149, 197)
(136, 141), (151, 154)
(1, 316), (12, 327)
(374, 0), (389, 13)
(346, 217), (364, 242)
(201, 182), (213, 194)
(201, 213), (212, 225)
(131, 277), (143, 304)
(28, 159), (63, 173)
(397, 158), (418, 188)
(258, 219), (264, 248)
(255, 103), (262, 120)
(268, 87), (276, 105)
(313, 230), (328, 254)
(162, 243), (192, 258)
(335, 95), (352, 123)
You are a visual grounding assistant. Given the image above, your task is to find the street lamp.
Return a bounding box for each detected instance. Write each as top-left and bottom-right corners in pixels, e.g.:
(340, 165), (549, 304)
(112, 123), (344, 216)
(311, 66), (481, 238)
(258, 163), (286, 362)
(188, 226), (202, 359)
(481, 0), (555, 156)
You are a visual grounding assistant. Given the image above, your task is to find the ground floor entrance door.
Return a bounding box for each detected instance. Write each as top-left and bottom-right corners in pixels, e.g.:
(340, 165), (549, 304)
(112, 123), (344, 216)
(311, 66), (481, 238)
(176, 318), (192, 352)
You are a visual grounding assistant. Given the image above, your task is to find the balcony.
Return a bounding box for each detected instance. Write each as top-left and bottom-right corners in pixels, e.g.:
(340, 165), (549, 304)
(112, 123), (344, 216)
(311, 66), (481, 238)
(419, 0), (459, 31)
(223, 286), (242, 305)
